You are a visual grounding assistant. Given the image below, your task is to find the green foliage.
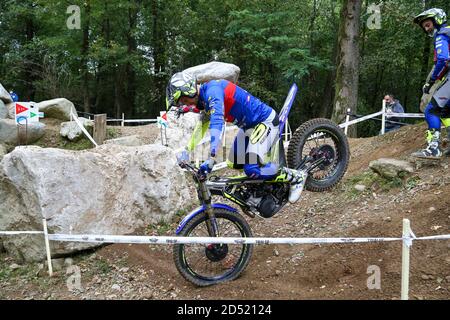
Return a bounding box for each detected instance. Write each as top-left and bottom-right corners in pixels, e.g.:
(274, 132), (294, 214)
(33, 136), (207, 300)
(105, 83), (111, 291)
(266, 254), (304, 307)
(0, 0), (449, 136)
(106, 127), (120, 139)
(33, 136), (94, 150)
(344, 170), (406, 199)
(343, 169), (421, 199)
(147, 220), (172, 236)
(0, 257), (39, 283)
(93, 258), (112, 275)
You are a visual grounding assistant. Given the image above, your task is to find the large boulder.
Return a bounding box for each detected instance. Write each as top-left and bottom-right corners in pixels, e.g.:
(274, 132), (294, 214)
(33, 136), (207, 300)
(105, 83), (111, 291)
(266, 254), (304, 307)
(60, 117), (94, 141)
(183, 61), (240, 84)
(154, 111), (239, 162)
(0, 83), (13, 104)
(369, 158), (414, 179)
(37, 98), (77, 121)
(155, 112), (200, 151)
(0, 144), (193, 262)
(0, 119), (45, 145)
(5, 102), (15, 119)
(0, 143), (7, 160)
(0, 100), (7, 119)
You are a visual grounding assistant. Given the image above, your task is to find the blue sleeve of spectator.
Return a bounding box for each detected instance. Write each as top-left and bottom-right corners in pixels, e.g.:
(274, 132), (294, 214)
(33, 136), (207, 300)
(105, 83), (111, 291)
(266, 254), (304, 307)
(394, 102), (404, 114)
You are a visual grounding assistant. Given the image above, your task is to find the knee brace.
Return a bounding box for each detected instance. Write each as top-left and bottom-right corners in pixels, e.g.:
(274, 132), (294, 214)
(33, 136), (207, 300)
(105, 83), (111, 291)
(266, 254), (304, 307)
(244, 164), (261, 179)
(244, 163), (278, 180)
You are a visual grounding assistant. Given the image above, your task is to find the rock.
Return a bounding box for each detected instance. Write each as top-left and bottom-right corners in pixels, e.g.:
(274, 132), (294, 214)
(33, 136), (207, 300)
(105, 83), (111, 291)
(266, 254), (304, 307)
(49, 258), (65, 271)
(9, 263), (21, 270)
(369, 158), (414, 179)
(0, 143), (8, 161)
(104, 135), (144, 147)
(421, 274), (434, 280)
(64, 258), (74, 267)
(0, 144), (193, 262)
(183, 61), (240, 84)
(413, 157), (441, 169)
(154, 112), (198, 151)
(154, 111), (240, 162)
(0, 83), (13, 104)
(60, 117), (94, 141)
(354, 184), (366, 192)
(0, 100), (7, 119)
(5, 103), (15, 119)
(383, 216), (392, 222)
(0, 119), (46, 145)
(111, 284), (121, 291)
(37, 98), (77, 121)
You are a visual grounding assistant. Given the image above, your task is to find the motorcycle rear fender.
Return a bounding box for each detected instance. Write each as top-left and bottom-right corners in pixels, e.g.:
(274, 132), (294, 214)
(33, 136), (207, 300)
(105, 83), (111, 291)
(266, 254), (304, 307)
(175, 204), (238, 235)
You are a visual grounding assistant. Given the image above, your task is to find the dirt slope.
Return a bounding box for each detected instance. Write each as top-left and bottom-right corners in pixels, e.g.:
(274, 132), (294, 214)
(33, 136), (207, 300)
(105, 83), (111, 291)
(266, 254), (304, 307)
(1, 122), (449, 300)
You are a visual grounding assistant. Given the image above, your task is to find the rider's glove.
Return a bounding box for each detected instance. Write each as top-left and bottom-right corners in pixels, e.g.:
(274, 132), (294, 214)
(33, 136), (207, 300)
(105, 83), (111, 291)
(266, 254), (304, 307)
(423, 81), (435, 94)
(175, 105), (200, 118)
(199, 157), (216, 174)
(176, 150), (189, 167)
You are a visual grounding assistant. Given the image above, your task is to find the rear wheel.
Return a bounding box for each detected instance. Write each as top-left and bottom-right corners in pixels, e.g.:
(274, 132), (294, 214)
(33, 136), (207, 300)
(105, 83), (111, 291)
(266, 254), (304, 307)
(173, 208), (253, 287)
(287, 118), (349, 192)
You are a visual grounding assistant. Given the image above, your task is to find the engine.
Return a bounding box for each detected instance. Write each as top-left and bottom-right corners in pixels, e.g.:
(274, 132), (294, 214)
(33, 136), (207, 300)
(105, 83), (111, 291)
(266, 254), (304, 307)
(226, 183), (289, 218)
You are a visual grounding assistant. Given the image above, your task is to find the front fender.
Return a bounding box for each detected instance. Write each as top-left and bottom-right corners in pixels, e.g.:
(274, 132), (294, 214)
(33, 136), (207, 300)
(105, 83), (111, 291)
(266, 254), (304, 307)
(175, 204), (238, 235)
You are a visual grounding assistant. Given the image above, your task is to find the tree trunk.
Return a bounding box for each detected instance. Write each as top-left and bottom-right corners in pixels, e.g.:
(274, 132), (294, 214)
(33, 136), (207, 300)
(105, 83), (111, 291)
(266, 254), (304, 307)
(307, 0), (318, 117)
(151, 0), (166, 116)
(81, 1), (91, 114)
(331, 0), (362, 137)
(123, 0), (139, 117)
(94, 2), (112, 115)
(319, 0), (339, 118)
(360, 0), (369, 61)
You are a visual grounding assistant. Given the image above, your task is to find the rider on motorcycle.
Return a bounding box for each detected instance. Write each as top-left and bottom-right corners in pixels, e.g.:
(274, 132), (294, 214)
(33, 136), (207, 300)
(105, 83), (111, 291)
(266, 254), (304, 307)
(412, 8), (450, 158)
(166, 72), (306, 203)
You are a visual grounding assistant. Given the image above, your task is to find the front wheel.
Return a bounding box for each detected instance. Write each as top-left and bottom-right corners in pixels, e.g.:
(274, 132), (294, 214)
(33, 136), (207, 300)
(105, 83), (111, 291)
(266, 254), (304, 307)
(287, 118), (349, 192)
(173, 208), (253, 287)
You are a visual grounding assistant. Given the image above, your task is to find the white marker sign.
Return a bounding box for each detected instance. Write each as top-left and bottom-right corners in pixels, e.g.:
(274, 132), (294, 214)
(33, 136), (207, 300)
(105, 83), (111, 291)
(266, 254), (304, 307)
(15, 102), (44, 124)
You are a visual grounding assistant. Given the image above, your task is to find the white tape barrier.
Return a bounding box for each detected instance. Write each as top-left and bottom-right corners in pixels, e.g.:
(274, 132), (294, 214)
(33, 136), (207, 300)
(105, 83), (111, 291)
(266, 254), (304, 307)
(415, 234), (450, 241)
(0, 231), (44, 236)
(46, 233), (450, 246)
(2, 220), (446, 300)
(70, 110), (98, 147)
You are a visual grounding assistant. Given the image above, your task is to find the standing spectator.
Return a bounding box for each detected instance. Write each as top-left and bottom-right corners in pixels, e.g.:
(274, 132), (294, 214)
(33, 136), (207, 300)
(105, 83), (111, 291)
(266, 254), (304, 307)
(383, 94), (404, 133)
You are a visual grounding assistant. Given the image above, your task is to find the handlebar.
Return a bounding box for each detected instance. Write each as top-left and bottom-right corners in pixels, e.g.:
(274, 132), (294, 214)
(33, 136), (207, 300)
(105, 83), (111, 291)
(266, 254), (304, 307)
(178, 161), (208, 181)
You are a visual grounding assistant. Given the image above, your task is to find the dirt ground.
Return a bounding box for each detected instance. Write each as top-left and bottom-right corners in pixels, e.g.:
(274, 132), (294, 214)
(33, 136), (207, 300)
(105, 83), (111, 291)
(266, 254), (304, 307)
(1, 122), (449, 300)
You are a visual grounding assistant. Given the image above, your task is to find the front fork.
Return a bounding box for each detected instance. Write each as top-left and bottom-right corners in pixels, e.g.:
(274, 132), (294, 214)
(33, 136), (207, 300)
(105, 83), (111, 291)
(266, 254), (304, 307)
(198, 179), (219, 237)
